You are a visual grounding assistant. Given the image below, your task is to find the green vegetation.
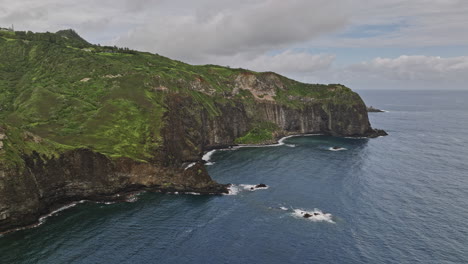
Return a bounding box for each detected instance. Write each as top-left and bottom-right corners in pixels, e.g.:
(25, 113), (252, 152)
(235, 122), (279, 144)
(0, 29), (360, 167)
(0, 125), (73, 169)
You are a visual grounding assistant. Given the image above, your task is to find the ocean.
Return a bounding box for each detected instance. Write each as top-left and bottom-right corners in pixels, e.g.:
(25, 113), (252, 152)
(1, 90), (467, 263)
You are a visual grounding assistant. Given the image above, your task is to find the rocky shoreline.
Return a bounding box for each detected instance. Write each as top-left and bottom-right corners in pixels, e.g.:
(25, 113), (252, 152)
(0, 29), (389, 234)
(0, 184), (230, 236)
(0, 129), (387, 234)
(0, 80), (388, 234)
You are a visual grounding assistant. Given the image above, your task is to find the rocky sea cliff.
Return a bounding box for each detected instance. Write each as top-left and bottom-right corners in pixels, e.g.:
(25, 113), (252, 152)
(0, 29), (386, 233)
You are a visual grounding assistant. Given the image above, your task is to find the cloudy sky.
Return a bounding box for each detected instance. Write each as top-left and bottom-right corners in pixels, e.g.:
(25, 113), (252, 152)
(1, 0), (468, 90)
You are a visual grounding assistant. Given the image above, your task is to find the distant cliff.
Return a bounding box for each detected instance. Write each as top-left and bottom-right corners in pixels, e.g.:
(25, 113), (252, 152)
(0, 29), (386, 233)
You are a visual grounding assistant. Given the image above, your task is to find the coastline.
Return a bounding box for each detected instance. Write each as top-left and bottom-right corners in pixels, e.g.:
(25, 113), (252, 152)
(201, 131), (382, 164)
(0, 131), (385, 236)
(0, 185), (230, 236)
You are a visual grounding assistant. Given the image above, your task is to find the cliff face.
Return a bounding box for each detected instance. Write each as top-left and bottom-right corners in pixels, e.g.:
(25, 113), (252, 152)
(0, 29), (386, 233)
(0, 84), (384, 233)
(163, 93), (380, 159)
(0, 148), (221, 232)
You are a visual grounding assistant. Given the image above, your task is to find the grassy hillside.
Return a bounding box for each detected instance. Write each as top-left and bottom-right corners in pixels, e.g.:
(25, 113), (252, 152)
(0, 29), (357, 167)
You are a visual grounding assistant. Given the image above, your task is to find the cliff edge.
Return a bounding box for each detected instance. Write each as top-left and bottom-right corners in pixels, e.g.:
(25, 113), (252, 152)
(0, 29), (386, 233)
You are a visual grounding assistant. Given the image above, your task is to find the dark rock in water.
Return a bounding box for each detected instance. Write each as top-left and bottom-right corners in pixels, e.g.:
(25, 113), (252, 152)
(367, 106), (385, 112)
(303, 213), (312, 218)
(314, 213), (320, 216)
(332, 146), (340, 150)
(250, 187), (254, 190)
(255, 183), (267, 188)
(369, 129), (388, 137)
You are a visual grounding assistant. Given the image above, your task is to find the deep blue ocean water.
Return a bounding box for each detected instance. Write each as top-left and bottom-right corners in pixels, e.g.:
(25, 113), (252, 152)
(1, 90), (467, 264)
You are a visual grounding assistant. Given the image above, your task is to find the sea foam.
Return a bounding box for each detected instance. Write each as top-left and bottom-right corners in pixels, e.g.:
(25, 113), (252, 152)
(184, 162), (196, 170)
(328, 147), (347, 151)
(225, 184), (240, 195)
(201, 134), (322, 166)
(202, 150), (217, 165)
(224, 184), (269, 195)
(292, 208), (334, 223)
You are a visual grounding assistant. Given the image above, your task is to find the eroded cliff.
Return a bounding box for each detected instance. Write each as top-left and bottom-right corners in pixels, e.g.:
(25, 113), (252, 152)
(0, 29), (386, 233)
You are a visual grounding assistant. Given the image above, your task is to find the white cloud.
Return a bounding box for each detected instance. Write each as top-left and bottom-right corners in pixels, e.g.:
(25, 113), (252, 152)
(1, 0), (467, 51)
(348, 55), (468, 81)
(313, 0), (468, 48)
(310, 55), (468, 90)
(116, 0), (350, 63)
(242, 51), (335, 74)
(1, 0), (468, 89)
(203, 50), (335, 75)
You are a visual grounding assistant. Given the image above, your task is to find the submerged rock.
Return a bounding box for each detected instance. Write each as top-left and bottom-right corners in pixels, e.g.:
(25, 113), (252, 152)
(368, 129), (388, 137)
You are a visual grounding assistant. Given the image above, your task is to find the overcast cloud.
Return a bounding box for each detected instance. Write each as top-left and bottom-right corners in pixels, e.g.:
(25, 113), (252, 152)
(330, 55), (468, 90)
(1, 0), (467, 89)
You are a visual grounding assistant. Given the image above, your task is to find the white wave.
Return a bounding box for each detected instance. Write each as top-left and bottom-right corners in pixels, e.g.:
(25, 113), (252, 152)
(277, 134), (322, 147)
(292, 208), (334, 223)
(125, 196), (138, 203)
(239, 184), (269, 191)
(235, 133), (322, 149)
(94, 200), (116, 205)
(1, 192), (151, 235)
(224, 184), (240, 195)
(123, 191), (145, 203)
(1, 202), (83, 235)
(185, 192), (201, 196)
(328, 147), (347, 151)
(184, 162), (196, 170)
(223, 184), (269, 195)
(277, 135), (296, 145)
(280, 206), (289, 211)
(38, 200), (86, 224)
(202, 150), (217, 165)
(200, 134), (321, 166)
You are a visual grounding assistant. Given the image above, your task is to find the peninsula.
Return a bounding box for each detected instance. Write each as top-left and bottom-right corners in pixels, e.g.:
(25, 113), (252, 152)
(0, 29), (386, 233)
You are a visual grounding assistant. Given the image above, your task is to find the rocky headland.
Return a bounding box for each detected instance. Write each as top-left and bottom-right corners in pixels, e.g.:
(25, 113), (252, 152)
(0, 29), (386, 233)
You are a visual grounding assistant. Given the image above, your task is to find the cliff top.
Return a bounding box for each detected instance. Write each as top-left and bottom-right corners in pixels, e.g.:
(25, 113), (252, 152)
(0, 29), (365, 168)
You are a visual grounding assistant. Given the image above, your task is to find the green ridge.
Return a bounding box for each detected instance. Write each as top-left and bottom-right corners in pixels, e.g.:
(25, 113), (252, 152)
(0, 29), (361, 167)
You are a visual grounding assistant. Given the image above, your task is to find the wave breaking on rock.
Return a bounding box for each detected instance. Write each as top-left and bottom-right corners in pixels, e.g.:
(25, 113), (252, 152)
(292, 208), (334, 223)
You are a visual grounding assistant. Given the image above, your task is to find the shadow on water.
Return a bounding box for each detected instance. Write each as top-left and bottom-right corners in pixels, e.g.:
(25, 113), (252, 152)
(1, 135), (372, 263)
(0, 192), (215, 263)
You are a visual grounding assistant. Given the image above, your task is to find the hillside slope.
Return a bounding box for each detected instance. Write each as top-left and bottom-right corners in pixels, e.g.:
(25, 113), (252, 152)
(0, 29), (386, 232)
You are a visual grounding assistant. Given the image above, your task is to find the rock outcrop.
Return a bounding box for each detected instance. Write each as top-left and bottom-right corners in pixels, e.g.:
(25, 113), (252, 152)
(367, 106), (385, 112)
